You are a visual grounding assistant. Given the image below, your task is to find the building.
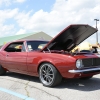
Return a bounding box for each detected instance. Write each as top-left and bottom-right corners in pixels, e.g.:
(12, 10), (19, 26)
(0, 31), (52, 48)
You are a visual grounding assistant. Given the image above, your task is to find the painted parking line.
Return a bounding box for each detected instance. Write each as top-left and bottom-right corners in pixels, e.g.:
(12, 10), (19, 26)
(0, 87), (35, 100)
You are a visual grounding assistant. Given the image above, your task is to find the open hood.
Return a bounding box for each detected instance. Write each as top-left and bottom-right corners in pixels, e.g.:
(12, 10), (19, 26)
(41, 24), (97, 52)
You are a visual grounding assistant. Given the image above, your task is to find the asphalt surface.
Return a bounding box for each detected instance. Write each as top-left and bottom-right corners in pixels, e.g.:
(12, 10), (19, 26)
(0, 72), (100, 100)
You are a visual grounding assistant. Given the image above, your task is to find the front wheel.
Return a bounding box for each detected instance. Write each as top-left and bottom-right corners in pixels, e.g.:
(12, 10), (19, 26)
(39, 63), (62, 87)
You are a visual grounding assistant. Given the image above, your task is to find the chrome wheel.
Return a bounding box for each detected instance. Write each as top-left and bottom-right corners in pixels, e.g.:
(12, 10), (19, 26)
(39, 63), (62, 87)
(40, 63), (54, 86)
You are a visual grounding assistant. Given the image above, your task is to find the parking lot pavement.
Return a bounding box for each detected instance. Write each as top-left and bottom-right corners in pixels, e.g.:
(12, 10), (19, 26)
(0, 72), (100, 100)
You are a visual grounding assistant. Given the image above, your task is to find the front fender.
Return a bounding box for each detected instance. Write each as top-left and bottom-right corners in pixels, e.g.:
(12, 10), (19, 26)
(37, 54), (76, 77)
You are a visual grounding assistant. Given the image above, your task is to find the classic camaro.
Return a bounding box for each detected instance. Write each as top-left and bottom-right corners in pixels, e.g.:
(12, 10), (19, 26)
(0, 24), (100, 87)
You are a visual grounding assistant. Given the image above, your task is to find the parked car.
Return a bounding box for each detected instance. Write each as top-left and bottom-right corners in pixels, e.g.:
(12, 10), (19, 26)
(0, 24), (100, 87)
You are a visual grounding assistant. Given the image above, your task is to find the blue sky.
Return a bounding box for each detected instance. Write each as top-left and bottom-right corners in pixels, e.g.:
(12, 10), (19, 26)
(0, 0), (100, 44)
(0, 0), (55, 12)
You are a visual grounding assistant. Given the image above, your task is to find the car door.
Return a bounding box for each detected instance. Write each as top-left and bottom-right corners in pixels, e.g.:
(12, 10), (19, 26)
(2, 42), (27, 73)
(26, 40), (48, 76)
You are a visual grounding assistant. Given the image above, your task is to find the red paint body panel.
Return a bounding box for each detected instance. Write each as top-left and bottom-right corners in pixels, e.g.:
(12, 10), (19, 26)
(1, 48), (100, 78)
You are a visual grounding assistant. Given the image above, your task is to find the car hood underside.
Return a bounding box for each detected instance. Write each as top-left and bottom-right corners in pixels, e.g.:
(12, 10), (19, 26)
(41, 24), (97, 52)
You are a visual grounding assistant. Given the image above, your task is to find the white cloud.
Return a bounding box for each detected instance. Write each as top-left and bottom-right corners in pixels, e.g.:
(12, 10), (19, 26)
(0, 8), (18, 22)
(14, 0), (26, 3)
(16, 29), (26, 35)
(0, 0), (26, 6)
(0, 24), (15, 37)
(0, 0), (11, 6)
(0, 8), (18, 37)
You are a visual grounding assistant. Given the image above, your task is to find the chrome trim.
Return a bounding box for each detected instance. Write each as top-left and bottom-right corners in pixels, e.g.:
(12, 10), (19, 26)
(69, 67), (100, 73)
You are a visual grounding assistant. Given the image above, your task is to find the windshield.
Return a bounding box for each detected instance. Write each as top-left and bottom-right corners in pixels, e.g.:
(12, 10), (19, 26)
(27, 41), (48, 51)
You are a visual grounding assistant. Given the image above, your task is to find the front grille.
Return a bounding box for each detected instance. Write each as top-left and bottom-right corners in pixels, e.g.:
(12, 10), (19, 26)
(82, 58), (100, 67)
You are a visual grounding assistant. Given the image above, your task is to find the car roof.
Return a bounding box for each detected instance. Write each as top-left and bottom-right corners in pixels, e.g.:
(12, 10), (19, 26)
(8, 39), (49, 43)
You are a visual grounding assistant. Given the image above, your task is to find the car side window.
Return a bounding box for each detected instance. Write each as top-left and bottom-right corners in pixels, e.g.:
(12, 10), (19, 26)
(27, 41), (48, 51)
(4, 42), (24, 52)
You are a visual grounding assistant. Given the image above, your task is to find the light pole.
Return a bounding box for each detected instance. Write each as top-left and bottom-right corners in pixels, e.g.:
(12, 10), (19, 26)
(94, 19), (99, 44)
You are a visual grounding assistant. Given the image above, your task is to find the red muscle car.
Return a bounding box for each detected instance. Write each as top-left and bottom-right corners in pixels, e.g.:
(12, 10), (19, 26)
(0, 24), (100, 87)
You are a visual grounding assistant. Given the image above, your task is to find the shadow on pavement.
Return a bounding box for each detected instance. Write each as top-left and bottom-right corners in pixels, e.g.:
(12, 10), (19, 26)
(4, 72), (100, 91)
(56, 77), (100, 91)
(5, 72), (40, 83)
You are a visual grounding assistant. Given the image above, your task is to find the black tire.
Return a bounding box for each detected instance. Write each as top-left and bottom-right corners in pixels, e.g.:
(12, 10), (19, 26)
(0, 65), (6, 75)
(39, 63), (62, 87)
(80, 76), (93, 80)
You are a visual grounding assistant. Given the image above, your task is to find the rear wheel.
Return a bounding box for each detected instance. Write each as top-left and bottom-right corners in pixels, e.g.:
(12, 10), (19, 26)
(39, 63), (62, 87)
(0, 65), (6, 75)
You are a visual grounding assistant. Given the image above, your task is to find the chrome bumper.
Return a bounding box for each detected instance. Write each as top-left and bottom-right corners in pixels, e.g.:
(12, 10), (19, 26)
(69, 67), (100, 73)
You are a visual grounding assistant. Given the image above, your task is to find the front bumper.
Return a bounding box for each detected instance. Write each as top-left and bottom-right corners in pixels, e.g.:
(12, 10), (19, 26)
(69, 67), (100, 73)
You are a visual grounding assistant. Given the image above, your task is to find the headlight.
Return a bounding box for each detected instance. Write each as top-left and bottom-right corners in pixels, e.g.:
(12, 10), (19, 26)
(76, 59), (82, 69)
